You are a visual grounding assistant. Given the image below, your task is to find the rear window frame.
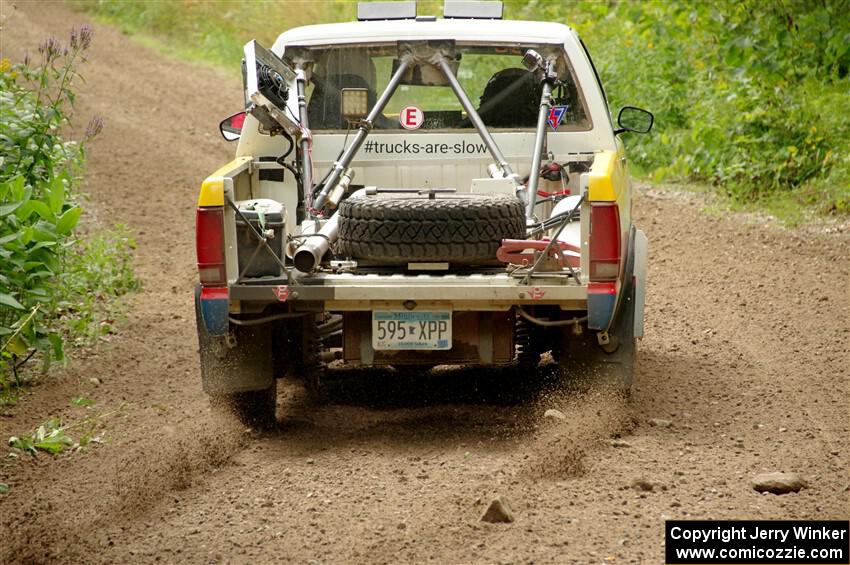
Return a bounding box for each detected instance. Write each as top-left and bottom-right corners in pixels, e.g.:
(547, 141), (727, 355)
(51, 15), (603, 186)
(283, 40), (594, 134)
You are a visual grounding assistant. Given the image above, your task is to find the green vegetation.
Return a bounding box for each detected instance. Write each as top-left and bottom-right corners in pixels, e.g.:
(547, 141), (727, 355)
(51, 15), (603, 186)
(8, 418), (74, 455)
(8, 398), (117, 456)
(533, 0), (850, 220)
(70, 395), (96, 408)
(73, 0), (353, 70)
(60, 226), (139, 343)
(77, 0), (849, 221)
(0, 26), (140, 401)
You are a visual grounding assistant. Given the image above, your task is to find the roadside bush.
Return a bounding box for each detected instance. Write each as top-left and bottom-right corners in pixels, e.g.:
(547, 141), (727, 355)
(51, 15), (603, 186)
(520, 0), (850, 216)
(60, 225), (140, 343)
(0, 26), (139, 395)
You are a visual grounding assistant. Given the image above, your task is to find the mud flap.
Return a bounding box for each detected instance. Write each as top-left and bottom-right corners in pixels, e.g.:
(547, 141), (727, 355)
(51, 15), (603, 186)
(632, 229), (648, 338)
(560, 284), (636, 393)
(560, 243), (637, 392)
(600, 282), (636, 390)
(194, 285), (274, 395)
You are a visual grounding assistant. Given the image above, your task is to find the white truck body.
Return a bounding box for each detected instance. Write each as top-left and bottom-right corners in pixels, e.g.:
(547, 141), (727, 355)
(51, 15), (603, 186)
(194, 5), (650, 421)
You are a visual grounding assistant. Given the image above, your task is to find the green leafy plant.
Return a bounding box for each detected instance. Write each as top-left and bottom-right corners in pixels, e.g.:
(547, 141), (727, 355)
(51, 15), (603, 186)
(70, 396), (95, 407)
(1, 26), (139, 398)
(0, 27), (96, 382)
(7, 400), (123, 456)
(8, 418), (74, 456)
(522, 0), (850, 219)
(59, 225), (140, 342)
(74, 0), (353, 70)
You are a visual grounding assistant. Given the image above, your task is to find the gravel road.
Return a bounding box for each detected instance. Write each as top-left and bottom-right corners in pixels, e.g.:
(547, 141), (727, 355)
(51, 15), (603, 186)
(1, 3), (848, 563)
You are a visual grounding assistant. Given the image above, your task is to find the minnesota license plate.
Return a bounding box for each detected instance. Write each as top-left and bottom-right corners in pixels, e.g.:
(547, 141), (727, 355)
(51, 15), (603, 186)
(372, 310), (452, 350)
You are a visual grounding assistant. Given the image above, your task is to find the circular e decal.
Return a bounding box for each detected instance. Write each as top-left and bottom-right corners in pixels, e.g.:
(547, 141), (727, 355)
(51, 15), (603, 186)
(399, 106), (424, 130)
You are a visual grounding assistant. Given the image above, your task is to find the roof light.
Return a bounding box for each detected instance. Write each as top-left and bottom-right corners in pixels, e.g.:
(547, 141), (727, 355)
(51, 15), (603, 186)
(357, 1), (417, 21)
(341, 88), (369, 122)
(443, 0), (503, 19)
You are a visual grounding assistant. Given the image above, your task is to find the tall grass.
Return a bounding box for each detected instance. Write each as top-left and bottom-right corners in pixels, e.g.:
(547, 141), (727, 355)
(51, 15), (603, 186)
(74, 0), (352, 69)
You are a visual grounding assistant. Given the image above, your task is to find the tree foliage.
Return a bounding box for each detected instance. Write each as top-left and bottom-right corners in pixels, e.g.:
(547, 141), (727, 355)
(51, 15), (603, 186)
(517, 0), (850, 212)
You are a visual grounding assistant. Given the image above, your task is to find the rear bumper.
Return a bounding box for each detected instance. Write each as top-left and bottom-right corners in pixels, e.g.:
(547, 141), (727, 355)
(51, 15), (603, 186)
(228, 272), (588, 312)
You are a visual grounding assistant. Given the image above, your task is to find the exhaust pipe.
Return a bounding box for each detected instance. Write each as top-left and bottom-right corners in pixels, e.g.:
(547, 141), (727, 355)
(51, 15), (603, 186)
(293, 213), (339, 272)
(293, 188), (367, 273)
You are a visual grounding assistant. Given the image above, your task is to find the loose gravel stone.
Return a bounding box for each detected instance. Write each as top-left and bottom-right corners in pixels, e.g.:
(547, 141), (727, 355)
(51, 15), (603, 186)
(481, 496), (515, 524)
(630, 478), (659, 492)
(751, 472), (807, 494)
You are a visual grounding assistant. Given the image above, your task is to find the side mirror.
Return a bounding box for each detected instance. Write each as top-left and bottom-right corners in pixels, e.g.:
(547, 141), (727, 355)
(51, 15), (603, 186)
(219, 111), (247, 141)
(615, 106), (653, 135)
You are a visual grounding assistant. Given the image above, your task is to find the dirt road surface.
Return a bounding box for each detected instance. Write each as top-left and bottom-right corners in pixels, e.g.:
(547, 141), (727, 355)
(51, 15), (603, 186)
(1, 3), (848, 564)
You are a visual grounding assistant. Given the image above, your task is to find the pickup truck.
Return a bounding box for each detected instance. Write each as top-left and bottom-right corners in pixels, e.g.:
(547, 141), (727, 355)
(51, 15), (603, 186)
(195, 1), (652, 425)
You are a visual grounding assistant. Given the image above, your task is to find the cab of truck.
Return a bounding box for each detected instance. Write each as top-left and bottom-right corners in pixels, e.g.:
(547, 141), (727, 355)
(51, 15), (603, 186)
(195, 1), (652, 425)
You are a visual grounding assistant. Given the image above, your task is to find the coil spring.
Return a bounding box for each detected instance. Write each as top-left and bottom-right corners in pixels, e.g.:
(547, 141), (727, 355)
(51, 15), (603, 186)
(515, 315), (534, 365)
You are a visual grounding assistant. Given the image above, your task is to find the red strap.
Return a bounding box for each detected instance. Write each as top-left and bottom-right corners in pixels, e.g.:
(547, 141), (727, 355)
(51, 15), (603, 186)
(536, 189), (571, 198)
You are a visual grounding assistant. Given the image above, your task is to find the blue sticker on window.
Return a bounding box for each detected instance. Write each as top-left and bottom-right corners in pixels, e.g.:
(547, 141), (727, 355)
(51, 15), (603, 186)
(547, 105), (569, 130)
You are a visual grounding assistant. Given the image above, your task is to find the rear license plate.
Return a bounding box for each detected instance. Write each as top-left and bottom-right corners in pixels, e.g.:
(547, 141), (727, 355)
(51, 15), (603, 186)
(372, 310), (452, 350)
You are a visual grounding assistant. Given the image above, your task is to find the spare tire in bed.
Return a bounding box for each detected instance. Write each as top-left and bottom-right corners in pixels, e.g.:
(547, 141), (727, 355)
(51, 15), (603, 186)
(337, 193), (525, 264)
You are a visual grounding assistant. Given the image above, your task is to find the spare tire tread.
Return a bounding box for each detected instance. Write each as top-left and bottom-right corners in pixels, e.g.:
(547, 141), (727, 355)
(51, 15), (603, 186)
(337, 194), (525, 263)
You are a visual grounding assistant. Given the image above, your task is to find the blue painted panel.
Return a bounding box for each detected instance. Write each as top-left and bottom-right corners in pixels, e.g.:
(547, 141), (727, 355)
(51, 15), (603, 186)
(588, 292), (616, 330)
(200, 298), (229, 335)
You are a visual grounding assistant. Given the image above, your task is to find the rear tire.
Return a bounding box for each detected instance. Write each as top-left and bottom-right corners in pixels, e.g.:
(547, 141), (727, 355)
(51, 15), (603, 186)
(196, 285), (277, 427)
(289, 314), (324, 392)
(212, 383), (277, 429)
(559, 284), (636, 394)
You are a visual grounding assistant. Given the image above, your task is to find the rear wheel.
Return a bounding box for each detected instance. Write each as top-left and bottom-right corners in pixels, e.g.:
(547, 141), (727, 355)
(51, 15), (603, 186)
(211, 383), (277, 429)
(288, 314), (324, 392)
(559, 284), (636, 393)
(196, 286), (278, 427)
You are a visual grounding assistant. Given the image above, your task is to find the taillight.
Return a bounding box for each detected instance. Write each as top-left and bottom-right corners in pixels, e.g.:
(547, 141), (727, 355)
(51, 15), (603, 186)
(196, 207), (226, 285)
(589, 202), (620, 281)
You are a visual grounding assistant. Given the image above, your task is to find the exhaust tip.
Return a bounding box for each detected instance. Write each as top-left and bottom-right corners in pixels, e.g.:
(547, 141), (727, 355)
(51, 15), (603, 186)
(293, 248), (317, 273)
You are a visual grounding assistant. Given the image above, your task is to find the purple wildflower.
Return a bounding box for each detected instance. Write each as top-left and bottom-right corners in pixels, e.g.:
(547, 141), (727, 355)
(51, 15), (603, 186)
(85, 115), (104, 139)
(78, 25), (93, 50)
